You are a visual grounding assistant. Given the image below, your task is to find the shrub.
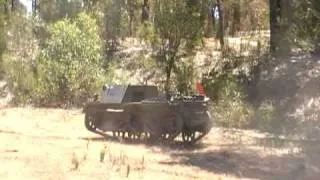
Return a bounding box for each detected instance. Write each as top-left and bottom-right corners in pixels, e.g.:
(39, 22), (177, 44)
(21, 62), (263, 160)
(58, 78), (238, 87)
(35, 12), (112, 106)
(252, 101), (278, 132)
(4, 12), (113, 107)
(2, 13), (40, 105)
(136, 22), (157, 46)
(173, 59), (197, 95)
(206, 74), (253, 128)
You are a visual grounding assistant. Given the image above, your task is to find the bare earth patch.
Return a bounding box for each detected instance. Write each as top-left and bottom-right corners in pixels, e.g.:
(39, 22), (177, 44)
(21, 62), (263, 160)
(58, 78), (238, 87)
(0, 108), (319, 180)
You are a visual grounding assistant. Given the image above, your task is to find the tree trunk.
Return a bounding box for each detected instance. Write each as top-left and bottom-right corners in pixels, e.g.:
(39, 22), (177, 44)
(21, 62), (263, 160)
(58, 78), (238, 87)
(216, 0), (224, 49)
(106, 0), (121, 52)
(200, 0), (207, 27)
(230, 2), (240, 36)
(165, 68), (171, 100)
(11, 0), (14, 11)
(279, 0), (291, 55)
(141, 0), (149, 23)
(129, 16), (133, 36)
(127, 0), (134, 36)
(312, 0), (320, 54)
(4, 0), (8, 14)
(165, 56), (175, 100)
(204, 2), (214, 37)
(270, 0), (291, 56)
(32, 0), (37, 15)
(269, 0), (280, 55)
(113, 0), (121, 36)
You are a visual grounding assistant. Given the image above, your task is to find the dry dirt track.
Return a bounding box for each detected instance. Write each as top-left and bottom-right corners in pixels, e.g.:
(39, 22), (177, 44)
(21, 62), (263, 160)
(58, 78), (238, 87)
(0, 108), (319, 180)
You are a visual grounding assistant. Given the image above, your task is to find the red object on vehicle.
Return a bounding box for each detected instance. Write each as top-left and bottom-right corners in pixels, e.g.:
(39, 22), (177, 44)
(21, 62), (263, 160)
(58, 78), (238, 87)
(196, 82), (206, 96)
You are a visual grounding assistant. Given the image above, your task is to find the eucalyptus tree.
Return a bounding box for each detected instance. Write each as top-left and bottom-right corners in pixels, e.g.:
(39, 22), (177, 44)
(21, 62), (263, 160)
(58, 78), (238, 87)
(149, 0), (203, 95)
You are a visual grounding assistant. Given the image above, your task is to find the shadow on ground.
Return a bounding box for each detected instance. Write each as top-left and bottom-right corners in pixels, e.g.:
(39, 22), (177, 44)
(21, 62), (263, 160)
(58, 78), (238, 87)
(168, 147), (318, 180)
(245, 53), (320, 138)
(79, 134), (210, 151)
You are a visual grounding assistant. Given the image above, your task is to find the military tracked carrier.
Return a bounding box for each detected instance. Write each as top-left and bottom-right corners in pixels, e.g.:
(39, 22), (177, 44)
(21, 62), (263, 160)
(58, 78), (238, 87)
(82, 84), (212, 144)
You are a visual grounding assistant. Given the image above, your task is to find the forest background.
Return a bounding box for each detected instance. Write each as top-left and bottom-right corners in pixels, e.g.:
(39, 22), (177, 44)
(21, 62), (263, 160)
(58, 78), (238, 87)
(0, 0), (320, 140)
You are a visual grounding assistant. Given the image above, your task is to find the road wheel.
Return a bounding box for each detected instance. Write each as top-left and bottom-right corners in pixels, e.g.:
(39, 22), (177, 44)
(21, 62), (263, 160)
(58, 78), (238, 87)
(165, 114), (183, 142)
(85, 113), (97, 131)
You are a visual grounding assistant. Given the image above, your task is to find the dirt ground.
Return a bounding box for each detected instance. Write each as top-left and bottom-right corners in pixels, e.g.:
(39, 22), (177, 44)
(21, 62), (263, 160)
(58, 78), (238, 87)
(0, 108), (319, 180)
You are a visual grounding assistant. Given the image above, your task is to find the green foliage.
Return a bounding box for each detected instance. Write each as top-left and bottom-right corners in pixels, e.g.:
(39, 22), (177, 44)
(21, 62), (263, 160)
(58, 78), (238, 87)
(136, 1), (205, 94)
(153, 0), (203, 50)
(206, 74), (253, 128)
(103, 0), (121, 53)
(203, 51), (262, 129)
(129, 52), (159, 71)
(203, 59), (243, 100)
(251, 101), (280, 133)
(39, 0), (83, 22)
(136, 22), (157, 45)
(291, 0), (320, 52)
(173, 59), (197, 95)
(0, 0), (7, 74)
(0, 28), (5, 74)
(146, 0), (203, 93)
(2, 13), (40, 104)
(210, 97), (253, 128)
(3, 54), (38, 104)
(35, 12), (112, 106)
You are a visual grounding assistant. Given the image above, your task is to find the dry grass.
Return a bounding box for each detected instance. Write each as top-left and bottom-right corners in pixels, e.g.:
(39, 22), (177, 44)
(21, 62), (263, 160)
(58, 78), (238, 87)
(0, 107), (319, 180)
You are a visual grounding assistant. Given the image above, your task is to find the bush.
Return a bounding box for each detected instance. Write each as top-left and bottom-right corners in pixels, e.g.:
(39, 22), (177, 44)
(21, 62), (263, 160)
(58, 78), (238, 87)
(3, 12), (113, 107)
(136, 22), (157, 46)
(203, 63), (283, 131)
(206, 74), (253, 128)
(34, 12), (112, 106)
(251, 101), (279, 132)
(2, 13), (40, 105)
(3, 54), (38, 104)
(0, 16), (5, 75)
(173, 59), (197, 95)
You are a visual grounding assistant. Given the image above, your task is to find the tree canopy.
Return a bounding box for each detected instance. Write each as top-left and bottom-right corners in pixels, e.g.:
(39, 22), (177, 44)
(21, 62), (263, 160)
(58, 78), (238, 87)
(0, 0), (319, 106)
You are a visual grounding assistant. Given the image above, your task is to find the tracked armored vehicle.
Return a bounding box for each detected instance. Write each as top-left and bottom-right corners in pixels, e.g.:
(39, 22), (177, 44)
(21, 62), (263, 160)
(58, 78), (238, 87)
(83, 84), (212, 144)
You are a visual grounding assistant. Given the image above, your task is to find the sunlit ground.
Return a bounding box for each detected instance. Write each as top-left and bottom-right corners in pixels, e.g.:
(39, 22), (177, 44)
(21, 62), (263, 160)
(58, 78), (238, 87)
(1, 108), (319, 180)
